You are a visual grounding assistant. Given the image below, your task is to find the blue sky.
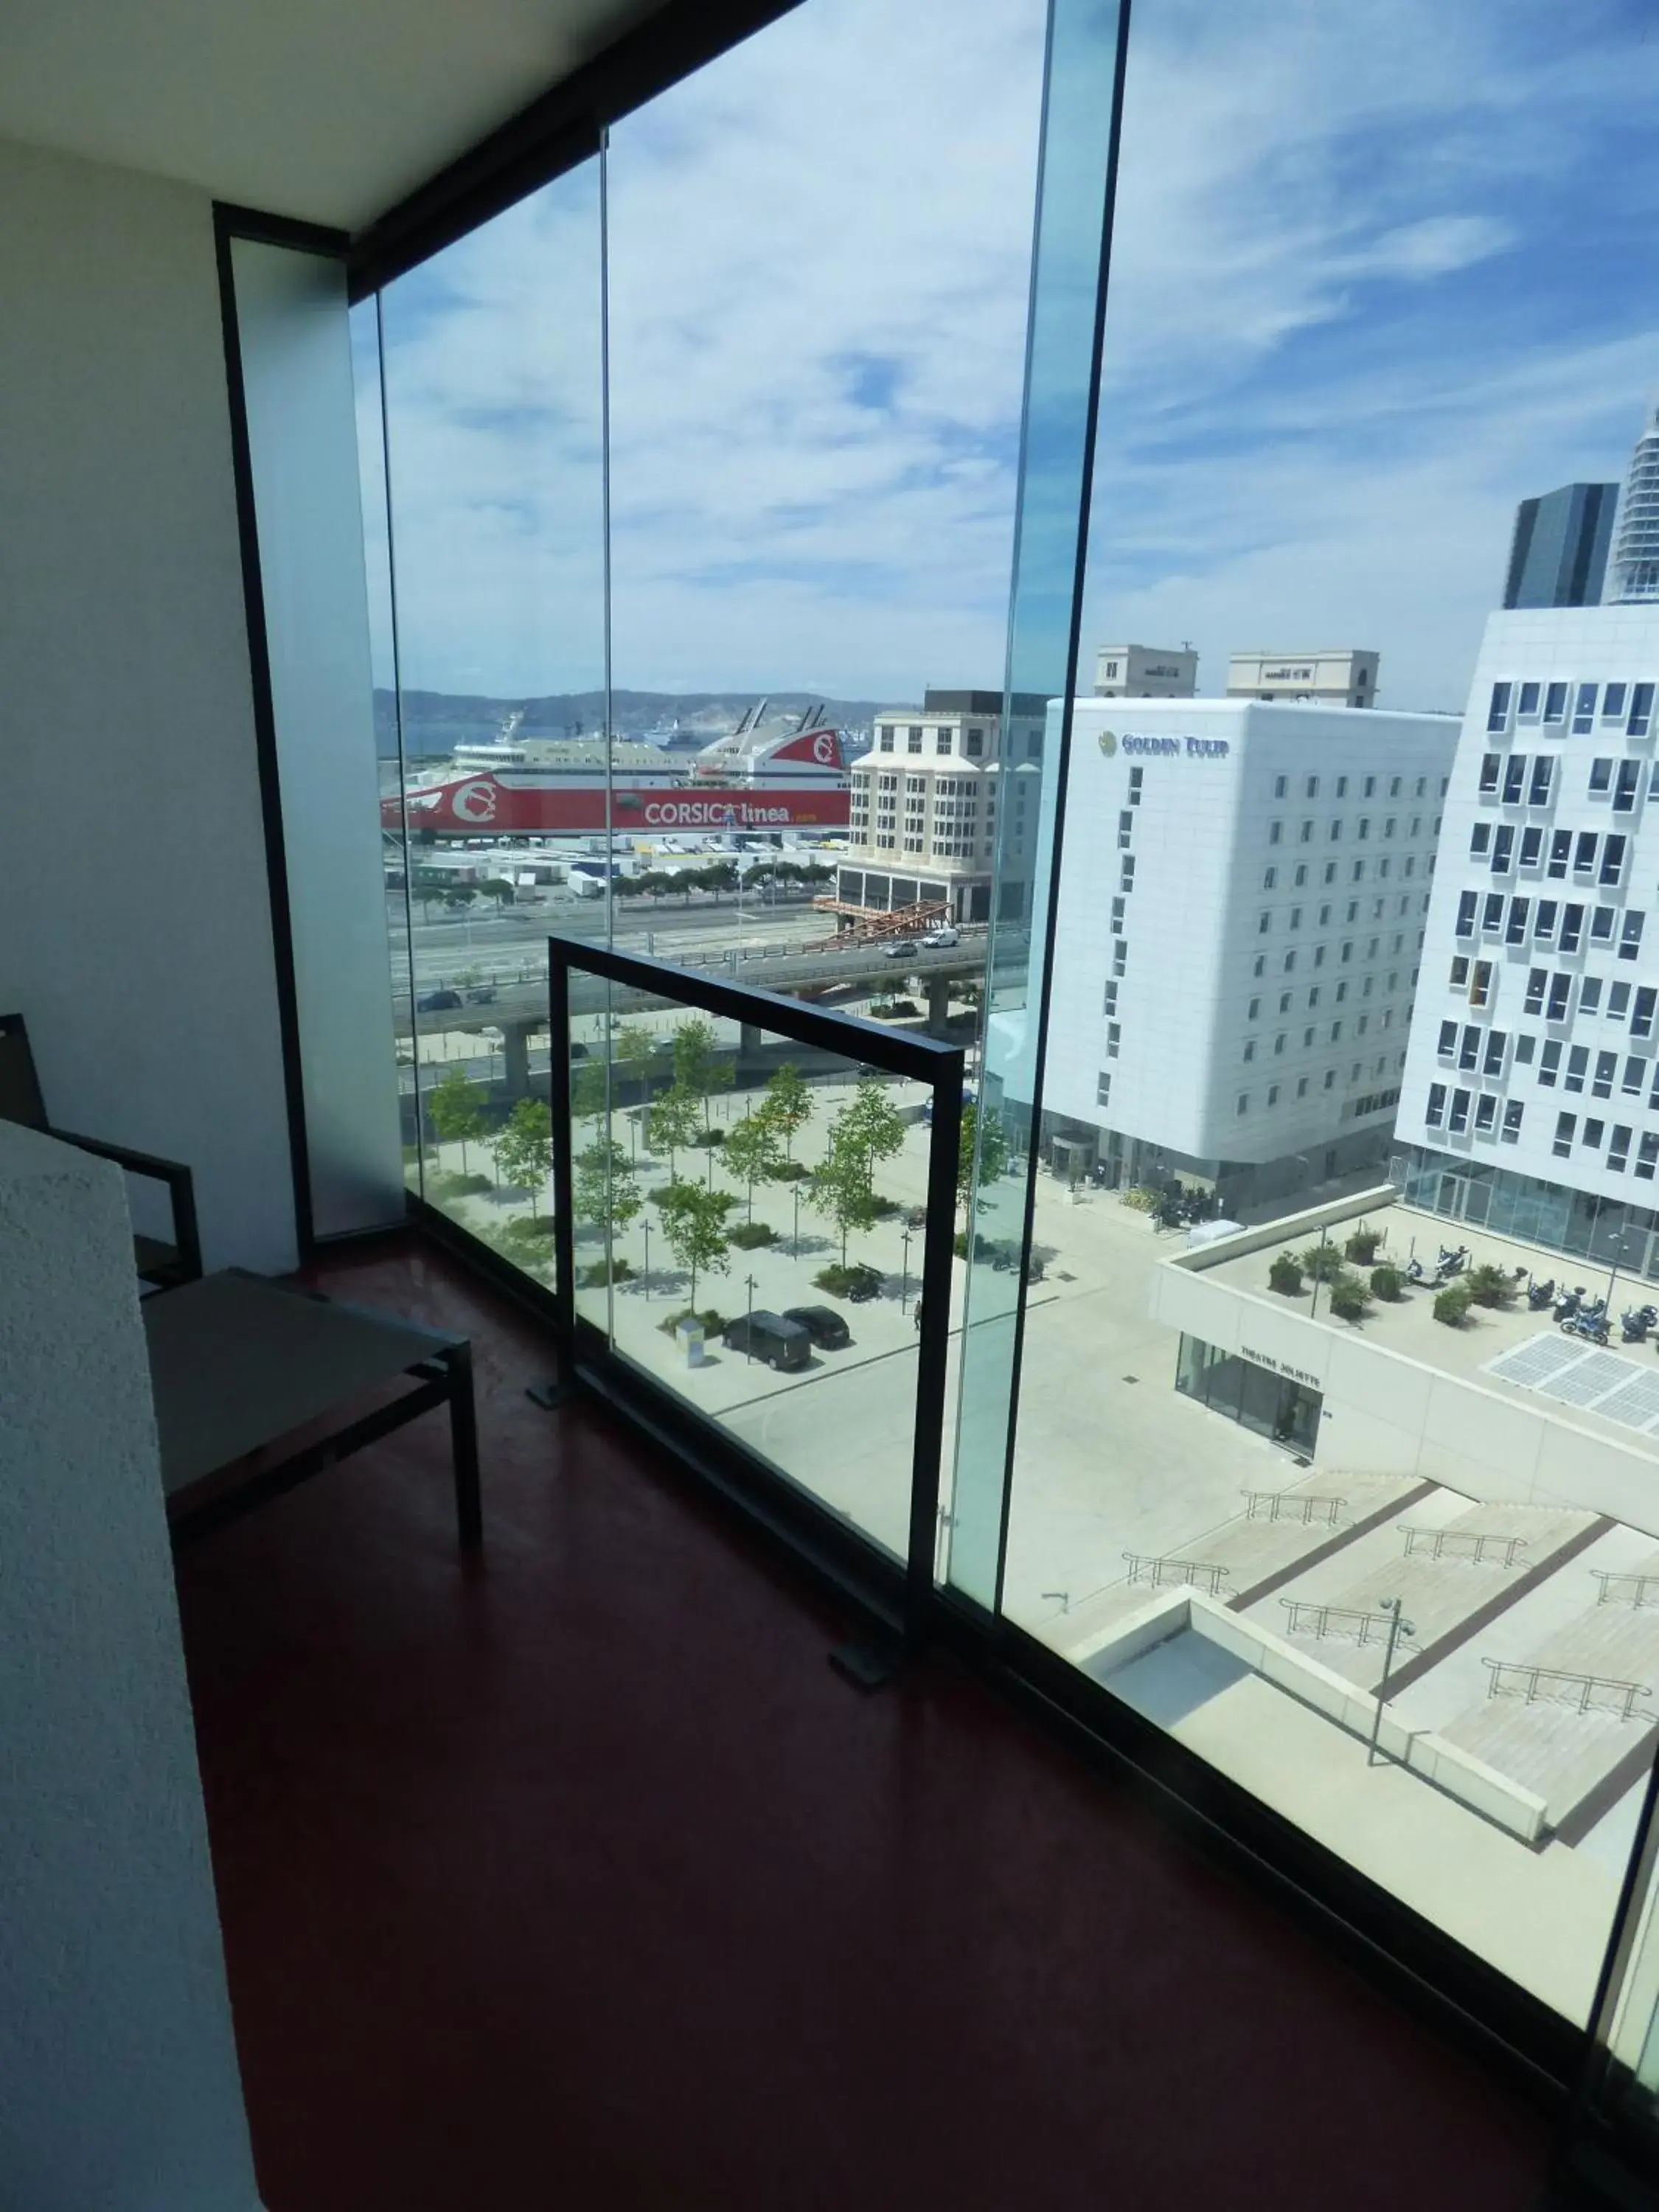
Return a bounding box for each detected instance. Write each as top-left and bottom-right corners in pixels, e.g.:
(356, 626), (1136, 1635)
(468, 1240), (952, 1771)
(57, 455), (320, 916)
(357, 0), (1659, 714)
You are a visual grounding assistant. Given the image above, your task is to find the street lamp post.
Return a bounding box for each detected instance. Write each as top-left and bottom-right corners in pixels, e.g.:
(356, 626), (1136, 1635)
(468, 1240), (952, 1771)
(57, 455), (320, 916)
(642, 1220), (650, 1301)
(743, 1272), (757, 1361)
(900, 1224), (914, 1314)
(1367, 1596), (1415, 1767)
(793, 1183), (802, 1258)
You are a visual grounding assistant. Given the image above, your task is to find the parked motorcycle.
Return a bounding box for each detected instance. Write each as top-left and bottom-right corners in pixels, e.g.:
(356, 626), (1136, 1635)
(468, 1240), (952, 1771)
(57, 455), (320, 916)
(1437, 1243), (1470, 1279)
(1527, 1276), (1557, 1311)
(1562, 1303), (1611, 1346)
(1554, 1285), (1587, 1323)
(1621, 1304), (1659, 1344)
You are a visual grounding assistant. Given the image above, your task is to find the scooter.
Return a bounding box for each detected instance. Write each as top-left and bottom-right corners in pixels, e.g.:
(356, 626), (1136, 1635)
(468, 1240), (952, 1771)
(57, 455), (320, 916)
(1437, 1243), (1470, 1279)
(1622, 1304), (1658, 1344)
(1527, 1276), (1557, 1311)
(1554, 1285), (1587, 1323)
(1562, 1303), (1611, 1346)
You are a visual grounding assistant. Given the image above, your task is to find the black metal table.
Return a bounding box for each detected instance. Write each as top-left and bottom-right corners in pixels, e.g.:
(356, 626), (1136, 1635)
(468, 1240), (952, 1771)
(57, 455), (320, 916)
(144, 1269), (481, 1551)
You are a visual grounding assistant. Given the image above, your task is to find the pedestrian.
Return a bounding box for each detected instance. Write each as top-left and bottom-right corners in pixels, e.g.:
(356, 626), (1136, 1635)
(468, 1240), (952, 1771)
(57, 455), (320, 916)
(913, 1294), (924, 1333)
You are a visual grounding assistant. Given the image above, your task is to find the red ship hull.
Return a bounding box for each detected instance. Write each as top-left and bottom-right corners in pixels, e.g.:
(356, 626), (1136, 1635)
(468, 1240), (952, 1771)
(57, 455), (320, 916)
(387, 773), (849, 837)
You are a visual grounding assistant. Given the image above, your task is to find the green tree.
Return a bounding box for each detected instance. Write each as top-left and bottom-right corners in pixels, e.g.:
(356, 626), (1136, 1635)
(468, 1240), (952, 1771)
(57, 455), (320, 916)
(574, 1135), (642, 1244)
(723, 1112), (782, 1222)
(480, 877), (516, 911)
(760, 1062), (812, 1158)
(428, 1067), (487, 1175)
(570, 1057), (611, 1130)
(810, 1124), (882, 1267)
(443, 885), (477, 911)
(492, 1098), (553, 1217)
(956, 1101), (1008, 1224)
(645, 1081), (700, 1175)
(657, 1178), (731, 1308)
(615, 1021), (660, 1104)
(672, 1015), (733, 1137)
(839, 1072), (905, 1200)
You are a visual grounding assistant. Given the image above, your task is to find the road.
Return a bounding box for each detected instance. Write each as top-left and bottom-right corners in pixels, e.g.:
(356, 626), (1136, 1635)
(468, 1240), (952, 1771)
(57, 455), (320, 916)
(393, 891), (828, 990)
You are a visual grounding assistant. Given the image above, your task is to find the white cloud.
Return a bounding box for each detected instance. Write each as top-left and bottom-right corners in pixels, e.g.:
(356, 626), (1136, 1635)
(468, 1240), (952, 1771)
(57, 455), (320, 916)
(354, 0), (1659, 716)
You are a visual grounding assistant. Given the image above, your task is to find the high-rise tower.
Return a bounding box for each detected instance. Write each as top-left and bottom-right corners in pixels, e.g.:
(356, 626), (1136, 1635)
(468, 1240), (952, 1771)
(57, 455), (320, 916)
(1607, 403), (1659, 602)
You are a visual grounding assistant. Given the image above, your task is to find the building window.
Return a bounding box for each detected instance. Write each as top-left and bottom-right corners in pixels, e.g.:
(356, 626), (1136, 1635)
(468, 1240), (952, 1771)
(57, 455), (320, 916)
(1262, 866), (1277, 889)
(1615, 759), (1641, 812)
(1630, 681), (1655, 737)
(1502, 1099), (1524, 1144)
(1519, 825), (1543, 868)
(878, 726), (895, 751)
(1106, 1022), (1121, 1060)
(1475, 1094), (1497, 1135)
(1554, 1111), (1576, 1158)
(936, 729), (953, 754)
(1258, 911), (1270, 933)
(1426, 1083), (1447, 1127)
(1273, 774), (1287, 797)
(1525, 967), (1547, 1015)
(1540, 1040), (1562, 1085)
(1590, 757), (1614, 795)
(1478, 754), (1500, 796)
(1486, 681), (1513, 731)
(1622, 911), (1645, 960)
(1534, 899), (1557, 942)
(1236, 1093), (1249, 1116)
(1548, 973), (1572, 1022)
(1601, 834), (1628, 884)
(966, 727), (984, 756)
(1548, 827), (1571, 877)
(1297, 1076), (1310, 1097)
(1506, 897), (1530, 944)
(1595, 1049), (1618, 1099)
(1544, 681), (1568, 723)
(1299, 818), (1314, 844)
(1639, 1134), (1659, 1181)
(1573, 683), (1599, 735)
(1632, 986), (1656, 1039)
(1096, 1072), (1112, 1105)
(908, 725), (924, 751)
(1560, 904), (1584, 954)
(1483, 1030), (1506, 1077)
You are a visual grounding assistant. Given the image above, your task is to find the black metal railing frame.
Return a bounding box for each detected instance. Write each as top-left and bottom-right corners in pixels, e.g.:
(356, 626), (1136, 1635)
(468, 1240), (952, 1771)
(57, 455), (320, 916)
(548, 933), (965, 1641)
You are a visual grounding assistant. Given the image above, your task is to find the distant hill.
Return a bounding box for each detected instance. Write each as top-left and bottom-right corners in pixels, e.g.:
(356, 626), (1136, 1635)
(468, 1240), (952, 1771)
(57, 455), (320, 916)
(374, 689), (883, 758)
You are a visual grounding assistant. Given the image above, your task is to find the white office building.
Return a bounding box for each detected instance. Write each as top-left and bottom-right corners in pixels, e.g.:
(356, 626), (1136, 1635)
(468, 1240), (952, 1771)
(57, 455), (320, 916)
(1227, 649), (1380, 708)
(1607, 403), (1659, 605)
(1093, 642), (1197, 698)
(1394, 606), (1659, 1273)
(990, 697), (1457, 1209)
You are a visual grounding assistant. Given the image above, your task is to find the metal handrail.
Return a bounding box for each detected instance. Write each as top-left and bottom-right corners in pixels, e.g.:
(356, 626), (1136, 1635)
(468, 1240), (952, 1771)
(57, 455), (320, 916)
(1122, 1552), (1231, 1596)
(1484, 1659), (1652, 1722)
(1243, 1489), (1343, 1526)
(1401, 1526), (1529, 1568)
(1593, 1570), (1659, 1610)
(548, 933), (967, 1648)
(1279, 1598), (1404, 1647)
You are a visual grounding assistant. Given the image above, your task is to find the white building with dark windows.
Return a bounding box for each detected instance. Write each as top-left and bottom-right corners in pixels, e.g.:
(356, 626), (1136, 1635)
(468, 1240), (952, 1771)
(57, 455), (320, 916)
(992, 696), (1457, 1209)
(1394, 606), (1659, 1270)
(1607, 403), (1659, 605)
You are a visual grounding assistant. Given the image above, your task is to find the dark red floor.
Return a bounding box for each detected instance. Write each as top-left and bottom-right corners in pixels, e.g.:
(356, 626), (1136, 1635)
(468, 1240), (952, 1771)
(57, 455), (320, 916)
(175, 1237), (1552, 2212)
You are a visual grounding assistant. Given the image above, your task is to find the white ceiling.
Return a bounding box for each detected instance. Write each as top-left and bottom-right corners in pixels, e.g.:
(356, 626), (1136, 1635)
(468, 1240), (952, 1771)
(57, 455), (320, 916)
(0, 0), (665, 231)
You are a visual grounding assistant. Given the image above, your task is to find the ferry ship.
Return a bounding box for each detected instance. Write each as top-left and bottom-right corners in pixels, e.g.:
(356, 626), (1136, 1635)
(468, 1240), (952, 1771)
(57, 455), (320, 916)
(386, 703), (850, 838)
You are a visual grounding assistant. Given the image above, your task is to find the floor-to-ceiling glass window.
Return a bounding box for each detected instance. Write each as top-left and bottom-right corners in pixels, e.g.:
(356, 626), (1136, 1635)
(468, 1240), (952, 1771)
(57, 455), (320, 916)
(973, 0), (1659, 2030)
(358, 159), (608, 1278)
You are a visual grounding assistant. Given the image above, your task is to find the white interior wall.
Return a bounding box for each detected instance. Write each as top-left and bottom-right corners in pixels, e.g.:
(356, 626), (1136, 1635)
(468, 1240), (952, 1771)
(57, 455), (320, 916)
(0, 1124), (262, 2211)
(0, 134), (297, 1271)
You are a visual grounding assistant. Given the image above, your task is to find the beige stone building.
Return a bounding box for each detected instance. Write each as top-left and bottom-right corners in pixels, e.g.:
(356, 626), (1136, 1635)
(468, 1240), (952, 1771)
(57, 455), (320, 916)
(835, 689), (1047, 924)
(1226, 648), (1380, 706)
(1093, 642), (1197, 697)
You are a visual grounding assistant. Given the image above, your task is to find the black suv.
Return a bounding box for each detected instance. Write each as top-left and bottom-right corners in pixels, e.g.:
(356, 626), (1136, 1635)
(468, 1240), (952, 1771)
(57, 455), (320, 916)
(722, 1311), (811, 1371)
(782, 1304), (850, 1350)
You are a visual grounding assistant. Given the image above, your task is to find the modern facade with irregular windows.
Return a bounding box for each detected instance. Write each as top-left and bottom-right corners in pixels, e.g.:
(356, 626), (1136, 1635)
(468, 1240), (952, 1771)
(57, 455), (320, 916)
(1397, 607), (1659, 1271)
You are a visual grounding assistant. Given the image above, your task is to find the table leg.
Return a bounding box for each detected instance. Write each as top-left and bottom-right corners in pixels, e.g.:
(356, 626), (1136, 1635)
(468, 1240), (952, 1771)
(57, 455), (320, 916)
(446, 1341), (483, 1551)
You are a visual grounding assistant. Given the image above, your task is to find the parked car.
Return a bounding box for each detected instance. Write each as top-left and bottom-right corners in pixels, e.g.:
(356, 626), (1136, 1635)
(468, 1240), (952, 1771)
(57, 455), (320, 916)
(465, 985), (497, 1004)
(919, 925), (959, 947)
(416, 987), (462, 1012)
(782, 1304), (851, 1350)
(721, 1311), (812, 1371)
(882, 939), (917, 960)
